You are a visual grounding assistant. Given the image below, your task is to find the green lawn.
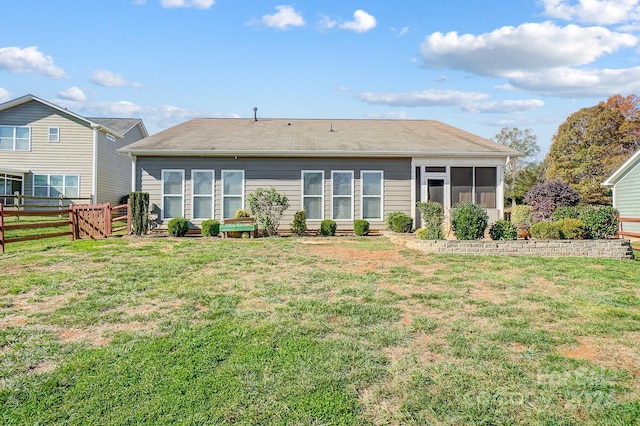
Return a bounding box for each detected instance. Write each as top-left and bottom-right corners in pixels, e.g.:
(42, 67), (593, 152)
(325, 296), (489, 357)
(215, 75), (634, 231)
(1, 236), (639, 425)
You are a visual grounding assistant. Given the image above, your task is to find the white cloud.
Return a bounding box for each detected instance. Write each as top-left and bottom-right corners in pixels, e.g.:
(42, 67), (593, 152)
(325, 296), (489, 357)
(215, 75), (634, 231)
(160, 0), (214, 9)
(0, 88), (11, 103)
(541, 0), (640, 25)
(506, 66), (640, 96)
(339, 10), (377, 33)
(316, 14), (337, 31)
(261, 5), (305, 29)
(0, 46), (66, 78)
(132, 0), (146, 4)
(58, 86), (86, 101)
(90, 70), (142, 88)
(460, 99), (545, 113)
(358, 89), (489, 107)
(364, 111), (409, 119)
(495, 84), (516, 91)
(420, 22), (637, 76)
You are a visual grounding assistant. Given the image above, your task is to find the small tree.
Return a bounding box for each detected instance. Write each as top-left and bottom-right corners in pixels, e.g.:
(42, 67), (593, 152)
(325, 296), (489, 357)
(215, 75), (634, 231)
(246, 187), (290, 237)
(290, 210), (307, 236)
(523, 180), (580, 222)
(416, 201), (444, 239)
(129, 191), (150, 236)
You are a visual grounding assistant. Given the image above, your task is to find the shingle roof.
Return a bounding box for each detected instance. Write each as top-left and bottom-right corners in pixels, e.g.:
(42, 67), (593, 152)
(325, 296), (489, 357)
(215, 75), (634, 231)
(119, 118), (521, 158)
(88, 118), (145, 137)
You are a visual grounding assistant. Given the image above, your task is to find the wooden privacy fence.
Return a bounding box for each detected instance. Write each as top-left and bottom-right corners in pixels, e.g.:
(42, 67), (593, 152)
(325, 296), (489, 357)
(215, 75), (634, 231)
(617, 217), (640, 239)
(0, 202), (130, 253)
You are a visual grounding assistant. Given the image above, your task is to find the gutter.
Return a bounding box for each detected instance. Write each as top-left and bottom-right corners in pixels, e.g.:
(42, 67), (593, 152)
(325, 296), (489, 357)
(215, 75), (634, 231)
(116, 149), (520, 158)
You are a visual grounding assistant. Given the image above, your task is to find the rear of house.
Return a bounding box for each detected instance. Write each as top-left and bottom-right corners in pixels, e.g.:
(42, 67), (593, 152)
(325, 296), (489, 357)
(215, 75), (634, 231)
(119, 118), (520, 232)
(603, 149), (640, 238)
(0, 95), (147, 206)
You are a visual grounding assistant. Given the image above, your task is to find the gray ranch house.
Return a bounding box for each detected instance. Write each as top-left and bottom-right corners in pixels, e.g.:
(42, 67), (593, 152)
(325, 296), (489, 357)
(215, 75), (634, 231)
(602, 148), (640, 237)
(118, 118), (521, 231)
(0, 94), (147, 205)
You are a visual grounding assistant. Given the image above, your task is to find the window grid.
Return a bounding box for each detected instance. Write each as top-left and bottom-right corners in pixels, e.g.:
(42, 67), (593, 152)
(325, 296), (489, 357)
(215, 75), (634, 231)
(361, 171), (383, 220)
(161, 169), (185, 220)
(301, 171), (324, 220)
(0, 126), (31, 151)
(191, 170), (215, 220)
(331, 170), (354, 221)
(48, 127), (60, 143)
(32, 174), (80, 198)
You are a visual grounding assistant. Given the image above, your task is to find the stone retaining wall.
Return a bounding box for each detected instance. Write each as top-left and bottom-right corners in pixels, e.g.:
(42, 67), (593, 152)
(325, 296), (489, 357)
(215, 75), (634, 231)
(385, 233), (635, 260)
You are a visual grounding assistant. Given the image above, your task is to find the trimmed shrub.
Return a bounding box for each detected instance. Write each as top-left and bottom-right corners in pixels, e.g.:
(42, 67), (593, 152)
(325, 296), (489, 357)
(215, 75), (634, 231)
(201, 219), (220, 237)
(530, 221), (563, 240)
(247, 187), (290, 237)
(489, 219), (517, 241)
(168, 218), (190, 237)
(451, 202), (488, 240)
(290, 210), (307, 236)
(417, 201), (444, 239)
(578, 204), (619, 239)
(234, 209), (250, 218)
(556, 218), (585, 239)
(129, 191), (150, 236)
(320, 220), (337, 236)
(415, 226), (443, 240)
(523, 179), (580, 222)
(386, 211), (413, 233)
(552, 206), (579, 221)
(511, 204), (534, 227)
(354, 220), (370, 236)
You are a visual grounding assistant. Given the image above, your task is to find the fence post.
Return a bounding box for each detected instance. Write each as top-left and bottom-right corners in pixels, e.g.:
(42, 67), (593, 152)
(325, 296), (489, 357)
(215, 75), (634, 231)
(127, 198), (132, 234)
(1, 203), (5, 253)
(70, 205), (78, 240)
(106, 203), (112, 236)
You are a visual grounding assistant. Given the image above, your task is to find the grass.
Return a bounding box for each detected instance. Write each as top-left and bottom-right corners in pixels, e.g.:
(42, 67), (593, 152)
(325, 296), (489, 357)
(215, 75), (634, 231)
(1, 235), (639, 425)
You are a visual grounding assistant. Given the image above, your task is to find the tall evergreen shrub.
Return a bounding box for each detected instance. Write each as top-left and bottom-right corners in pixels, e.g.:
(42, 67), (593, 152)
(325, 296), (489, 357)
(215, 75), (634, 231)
(129, 191), (150, 236)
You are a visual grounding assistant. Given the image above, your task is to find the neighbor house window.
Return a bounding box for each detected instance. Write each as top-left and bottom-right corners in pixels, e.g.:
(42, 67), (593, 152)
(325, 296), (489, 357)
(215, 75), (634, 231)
(302, 171), (324, 220)
(450, 167), (497, 208)
(192, 170), (214, 220)
(332, 171), (353, 220)
(0, 173), (23, 201)
(475, 167), (496, 208)
(0, 126), (30, 151)
(33, 174), (79, 198)
(222, 170), (244, 218)
(361, 171), (383, 220)
(162, 169), (184, 220)
(48, 127), (59, 143)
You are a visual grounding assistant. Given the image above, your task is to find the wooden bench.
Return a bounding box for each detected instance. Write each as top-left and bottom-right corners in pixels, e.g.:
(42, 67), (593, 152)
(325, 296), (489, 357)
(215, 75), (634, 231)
(219, 217), (258, 238)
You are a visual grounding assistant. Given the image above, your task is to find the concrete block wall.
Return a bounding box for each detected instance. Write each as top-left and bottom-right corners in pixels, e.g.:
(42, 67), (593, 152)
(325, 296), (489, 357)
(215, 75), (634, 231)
(386, 233), (635, 260)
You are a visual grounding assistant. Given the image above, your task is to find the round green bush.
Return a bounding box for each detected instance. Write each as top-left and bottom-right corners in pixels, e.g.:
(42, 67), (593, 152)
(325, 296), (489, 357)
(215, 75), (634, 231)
(234, 209), (250, 218)
(530, 221), (563, 240)
(320, 219), (337, 236)
(386, 211), (413, 233)
(290, 210), (307, 236)
(511, 204), (534, 227)
(552, 206), (579, 221)
(201, 219), (220, 237)
(415, 226), (443, 240)
(489, 219), (517, 240)
(577, 204), (618, 239)
(353, 219), (370, 236)
(168, 218), (190, 237)
(556, 217), (585, 239)
(416, 201), (444, 229)
(451, 202), (488, 240)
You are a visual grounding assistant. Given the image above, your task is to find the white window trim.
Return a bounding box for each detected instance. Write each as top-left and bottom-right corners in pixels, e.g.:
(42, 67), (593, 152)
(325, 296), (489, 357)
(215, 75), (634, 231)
(48, 127), (60, 143)
(301, 170), (324, 220)
(331, 170), (354, 221)
(32, 174), (80, 198)
(0, 125), (31, 151)
(161, 169), (185, 220)
(221, 169), (245, 218)
(191, 169), (215, 220)
(361, 170), (384, 220)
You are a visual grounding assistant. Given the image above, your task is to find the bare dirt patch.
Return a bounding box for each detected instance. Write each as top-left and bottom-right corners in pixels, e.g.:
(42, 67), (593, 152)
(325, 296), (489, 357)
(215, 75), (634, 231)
(560, 336), (640, 378)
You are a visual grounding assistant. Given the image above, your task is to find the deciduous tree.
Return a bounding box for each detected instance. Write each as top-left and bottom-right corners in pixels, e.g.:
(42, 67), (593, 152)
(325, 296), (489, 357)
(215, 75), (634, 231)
(546, 95), (640, 204)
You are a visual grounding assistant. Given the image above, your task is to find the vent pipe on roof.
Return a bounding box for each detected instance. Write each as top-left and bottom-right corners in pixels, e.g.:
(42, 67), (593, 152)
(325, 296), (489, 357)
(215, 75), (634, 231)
(253, 107), (258, 122)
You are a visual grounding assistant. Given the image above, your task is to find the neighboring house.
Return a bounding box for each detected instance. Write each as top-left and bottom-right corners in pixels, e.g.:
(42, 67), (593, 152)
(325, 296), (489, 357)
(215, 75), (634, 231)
(0, 94), (147, 206)
(118, 118), (521, 231)
(602, 149), (640, 237)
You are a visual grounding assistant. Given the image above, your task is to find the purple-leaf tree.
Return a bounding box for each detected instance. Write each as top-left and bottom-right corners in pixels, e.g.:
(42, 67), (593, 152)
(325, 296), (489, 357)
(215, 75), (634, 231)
(523, 179), (580, 222)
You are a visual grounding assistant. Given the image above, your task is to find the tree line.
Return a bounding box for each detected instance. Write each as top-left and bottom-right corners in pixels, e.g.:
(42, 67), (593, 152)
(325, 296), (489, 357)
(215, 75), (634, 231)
(495, 94), (640, 206)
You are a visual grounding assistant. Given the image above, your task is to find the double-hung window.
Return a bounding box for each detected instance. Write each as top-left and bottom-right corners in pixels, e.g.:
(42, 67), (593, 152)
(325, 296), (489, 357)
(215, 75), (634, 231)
(162, 169), (184, 220)
(0, 126), (30, 151)
(48, 127), (60, 143)
(332, 171), (353, 220)
(302, 171), (324, 220)
(192, 170), (214, 220)
(361, 171), (383, 220)
(222, 170), (244, 218)
(33, 174), (79, 198)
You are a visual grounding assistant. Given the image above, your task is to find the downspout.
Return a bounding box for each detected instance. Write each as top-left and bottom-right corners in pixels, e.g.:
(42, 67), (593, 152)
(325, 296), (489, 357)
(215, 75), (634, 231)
(129, 153), (136, 192)
(91, 125), (99, 204)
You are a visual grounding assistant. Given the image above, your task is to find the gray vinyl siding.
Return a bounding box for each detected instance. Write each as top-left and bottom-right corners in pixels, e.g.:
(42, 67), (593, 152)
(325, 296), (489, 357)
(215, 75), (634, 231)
(614, 160), (640, 234)
(96, 124), (144, 204)
(136, 156), (412, 231)
(0, 100), (94, 199)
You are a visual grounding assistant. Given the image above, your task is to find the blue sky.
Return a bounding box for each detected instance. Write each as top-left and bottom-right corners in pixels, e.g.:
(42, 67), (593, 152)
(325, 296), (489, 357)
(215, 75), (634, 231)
(3, 0), (640, 155)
